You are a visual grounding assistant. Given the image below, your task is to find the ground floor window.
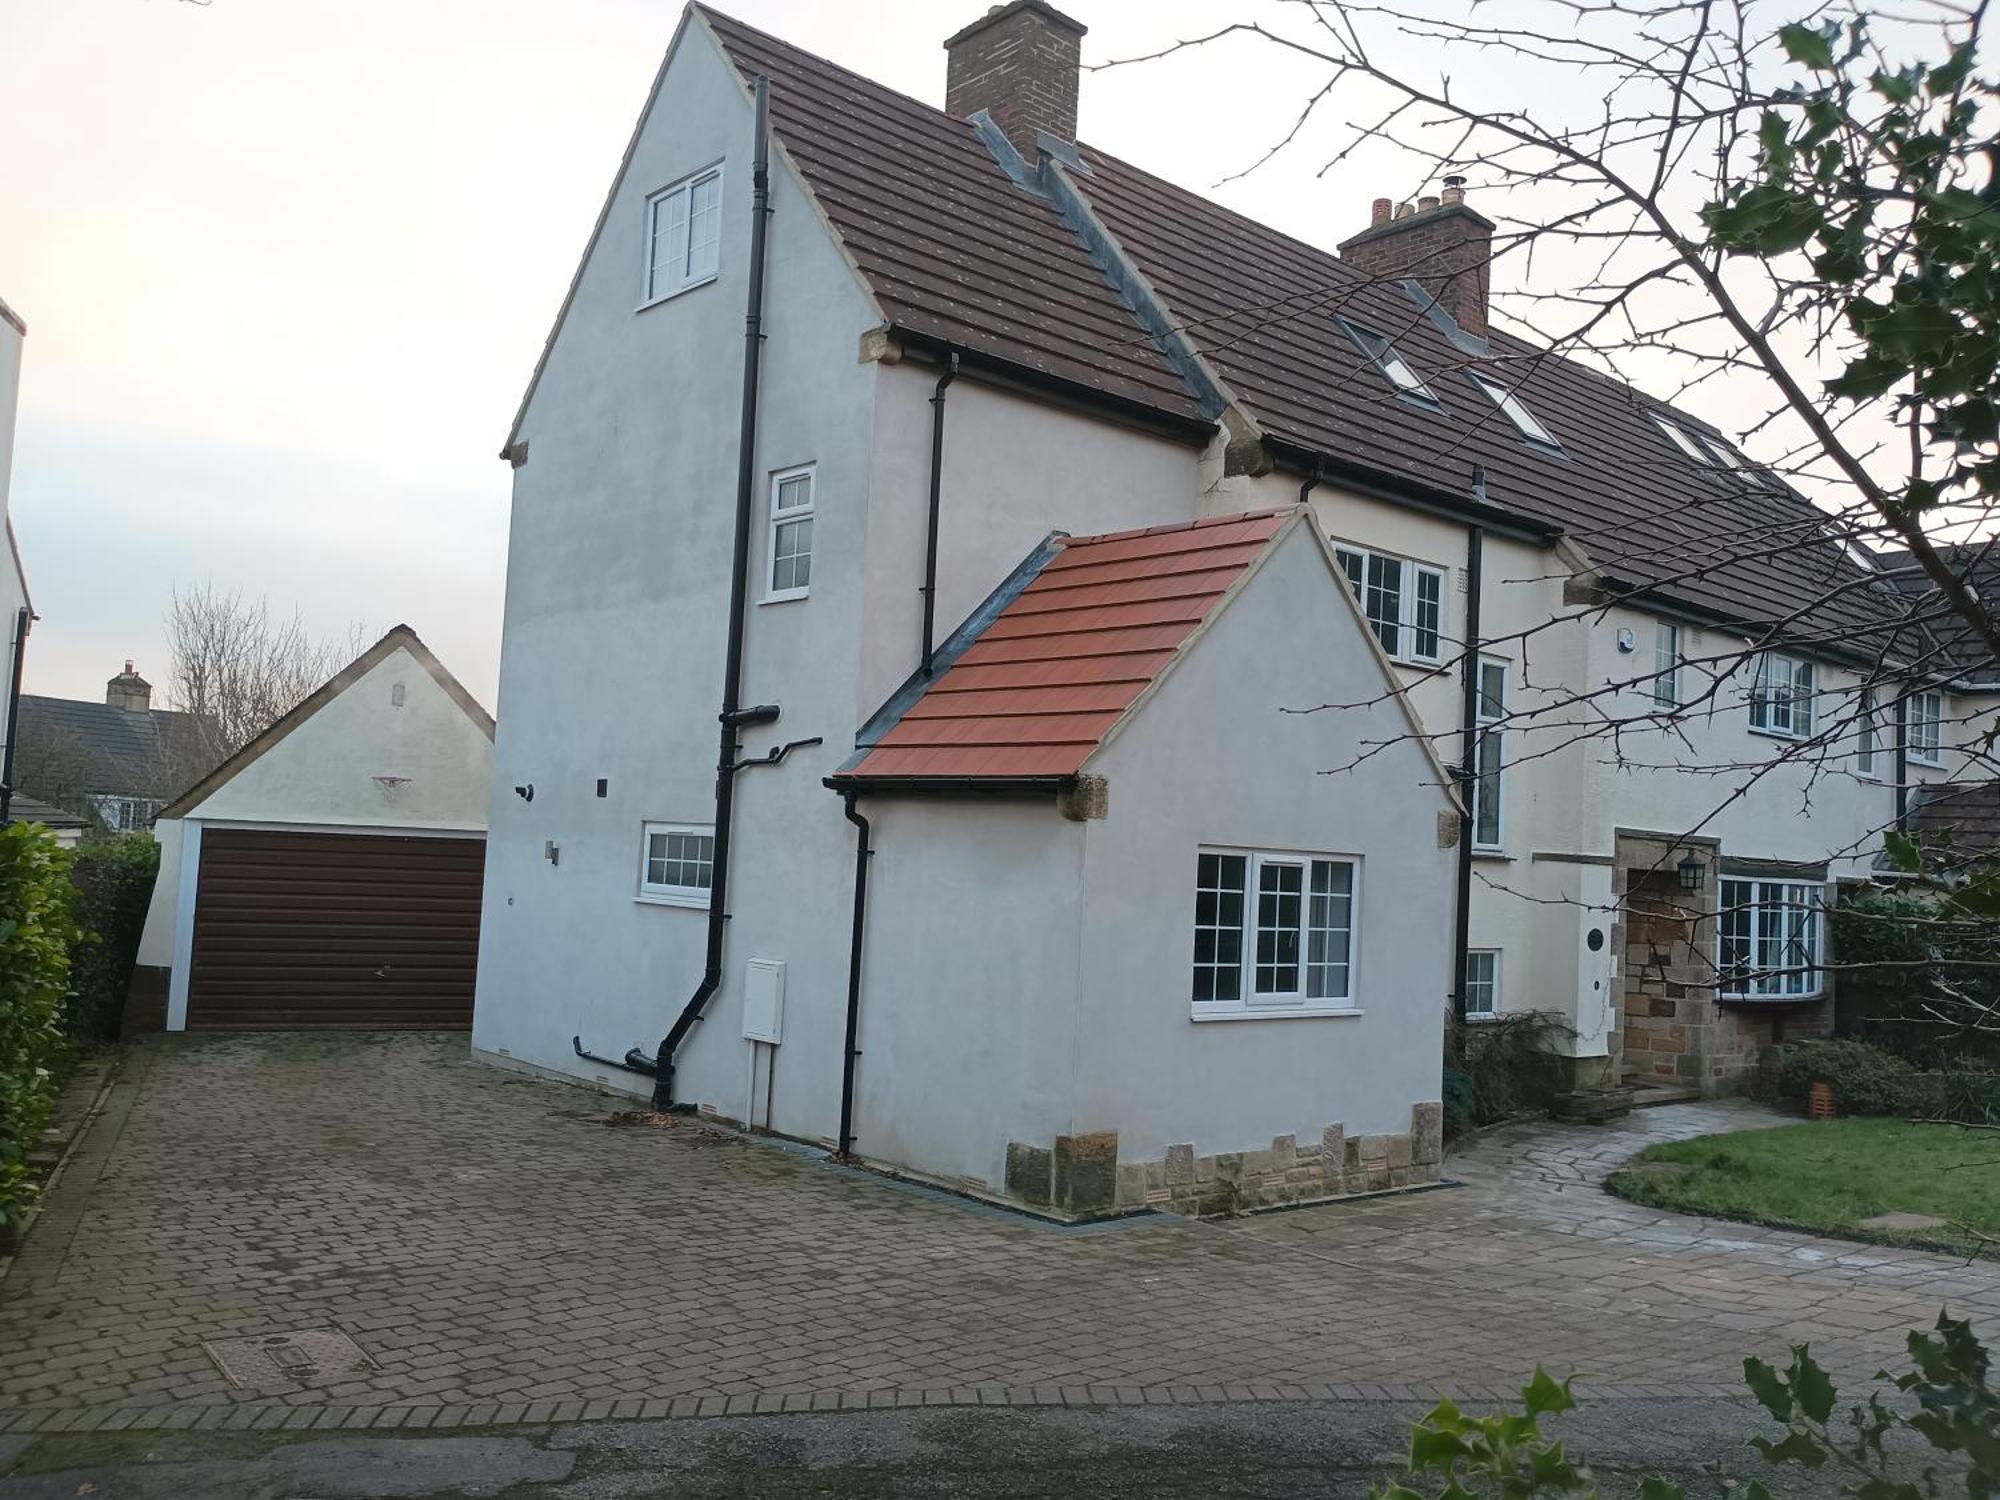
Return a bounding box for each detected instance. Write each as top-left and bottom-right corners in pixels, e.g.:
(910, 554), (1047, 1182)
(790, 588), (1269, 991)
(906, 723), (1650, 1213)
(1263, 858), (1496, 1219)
(639, 822), (715, 907)
(1464, 949), (1500, 1018)
(1718, 877), (1823, 998)
(1192, 847), (1357, 1016)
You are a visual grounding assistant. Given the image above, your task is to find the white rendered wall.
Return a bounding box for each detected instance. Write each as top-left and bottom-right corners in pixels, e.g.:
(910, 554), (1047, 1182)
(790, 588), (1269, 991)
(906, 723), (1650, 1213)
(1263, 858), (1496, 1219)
(1, 313), (26, 789)
(1074, 523), (1453, 1159)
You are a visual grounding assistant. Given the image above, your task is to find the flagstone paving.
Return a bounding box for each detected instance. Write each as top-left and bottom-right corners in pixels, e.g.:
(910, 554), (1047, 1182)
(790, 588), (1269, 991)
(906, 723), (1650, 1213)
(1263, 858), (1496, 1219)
(2, 1033), (1994, 1437)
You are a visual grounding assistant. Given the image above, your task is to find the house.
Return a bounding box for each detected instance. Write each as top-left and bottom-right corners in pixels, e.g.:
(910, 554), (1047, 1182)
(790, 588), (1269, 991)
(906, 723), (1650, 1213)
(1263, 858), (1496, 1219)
(0, 295), (32, 827)
(130, 626), (494, 1033)
(6, 793), (87, 847)
(12, 663), (194, 833)
(474, 0), (1987, 1211)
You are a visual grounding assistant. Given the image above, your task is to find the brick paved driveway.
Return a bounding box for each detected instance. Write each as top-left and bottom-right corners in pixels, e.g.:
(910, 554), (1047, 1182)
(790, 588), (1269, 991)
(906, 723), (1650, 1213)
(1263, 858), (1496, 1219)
(3, 1033), (1996, 1438)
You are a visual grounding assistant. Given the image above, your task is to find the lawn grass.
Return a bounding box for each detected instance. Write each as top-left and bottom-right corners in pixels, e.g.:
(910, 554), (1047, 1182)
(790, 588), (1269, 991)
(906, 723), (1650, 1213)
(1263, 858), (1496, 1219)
(1606, 1118), (2000, 1257)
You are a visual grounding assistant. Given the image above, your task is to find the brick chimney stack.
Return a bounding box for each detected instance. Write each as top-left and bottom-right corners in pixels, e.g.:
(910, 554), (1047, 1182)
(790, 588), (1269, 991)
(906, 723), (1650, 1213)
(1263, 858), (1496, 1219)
(106, 659), (151, 713)
(1338, 176), (1495, 338)
(945, 0), (1088, 155)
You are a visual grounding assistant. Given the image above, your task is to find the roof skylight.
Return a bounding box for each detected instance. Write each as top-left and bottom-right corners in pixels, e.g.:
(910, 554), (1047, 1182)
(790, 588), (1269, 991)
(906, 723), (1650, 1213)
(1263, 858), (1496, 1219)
(1472, 374), (1560, 450)
(1652, 414), (1714, 463)
(1651, 413), (1780, 490)
(1340, 320), (1437, 405)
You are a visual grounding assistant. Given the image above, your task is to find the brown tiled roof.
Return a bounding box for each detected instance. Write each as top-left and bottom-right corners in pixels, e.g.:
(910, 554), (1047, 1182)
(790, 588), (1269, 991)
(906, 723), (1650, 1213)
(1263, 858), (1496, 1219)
(1909, 780), (2000, 863)
(696, 5), (1901, 645)
(1873, 542), (2000, 681)
(842, 510), (1291, 782)
(697, 7), (1202, 423)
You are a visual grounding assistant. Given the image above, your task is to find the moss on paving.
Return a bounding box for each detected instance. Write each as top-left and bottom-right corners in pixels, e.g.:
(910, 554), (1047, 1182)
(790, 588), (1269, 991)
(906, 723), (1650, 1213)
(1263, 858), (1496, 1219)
(1607, 1118), (2000, 1257)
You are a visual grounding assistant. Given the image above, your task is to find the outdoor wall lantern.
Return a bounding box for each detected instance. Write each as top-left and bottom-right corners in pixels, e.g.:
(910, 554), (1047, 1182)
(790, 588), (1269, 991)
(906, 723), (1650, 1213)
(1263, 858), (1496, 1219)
(1677, 852), (1707, 893)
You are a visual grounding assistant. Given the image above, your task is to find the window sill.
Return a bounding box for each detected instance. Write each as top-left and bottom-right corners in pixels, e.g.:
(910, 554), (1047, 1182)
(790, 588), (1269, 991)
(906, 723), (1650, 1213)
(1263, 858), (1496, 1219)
(1471, 847), (1510, 862)
(1190, 1005), (1364, 1024)
(1747, 724), (1809, 743)
(1719, 991), (1825, 1005)
(635, 273), (718, 313)
(1909, 757), (1943, 770)
(759, 589), (809, 606)
(1464, 1010), (1502, 1023)
(636, 892), (710, 911)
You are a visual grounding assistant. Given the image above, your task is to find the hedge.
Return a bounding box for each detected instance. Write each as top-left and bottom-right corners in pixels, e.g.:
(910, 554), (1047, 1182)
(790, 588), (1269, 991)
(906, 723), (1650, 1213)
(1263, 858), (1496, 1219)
(0, 822), (82, 1230)
(68, 834), (160, 1043)
(1774, 1038), (2000, 1125)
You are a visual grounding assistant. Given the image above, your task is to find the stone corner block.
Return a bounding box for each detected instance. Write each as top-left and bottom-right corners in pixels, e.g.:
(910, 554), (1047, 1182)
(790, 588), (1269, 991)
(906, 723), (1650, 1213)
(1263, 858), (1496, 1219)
(1053, 1130), (1119, 1215)
(1410, 1101), (1443, 1166)
(1004, 1142), (1052, 1207)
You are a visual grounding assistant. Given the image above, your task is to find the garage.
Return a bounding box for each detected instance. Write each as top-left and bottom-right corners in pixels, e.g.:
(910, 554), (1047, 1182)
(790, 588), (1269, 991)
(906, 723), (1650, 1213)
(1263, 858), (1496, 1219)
(130, 626), (495, 1033)
(186, 829), (484, 1028)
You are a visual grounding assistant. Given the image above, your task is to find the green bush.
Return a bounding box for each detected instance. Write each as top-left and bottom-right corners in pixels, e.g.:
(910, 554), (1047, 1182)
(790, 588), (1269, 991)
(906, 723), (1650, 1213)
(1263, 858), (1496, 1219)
(1831, 888), (2000, 1068)
(1445, 1011), (1574, 1138)
(0, 822), (82, 1230)
(67, 834), (160, 1043)
(1775, 1039), (1922, 1116)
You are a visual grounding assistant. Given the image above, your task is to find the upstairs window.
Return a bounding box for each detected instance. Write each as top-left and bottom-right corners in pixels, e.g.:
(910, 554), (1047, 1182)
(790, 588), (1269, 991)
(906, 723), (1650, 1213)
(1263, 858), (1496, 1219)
(1191, 848), (1357, 1017)
(1334, 544), (1444, 664)
(1908, 689), (1943, 766)
(639, 822), (715, 907)
(1719, 878), (1823, 999)
(1652, 620), (1680, 709)
(1464, 950), (1500, 1019)
(1471, 373), (1560, 450)
(1857, 689), (1880, 777)
(766, 465), (815, 601)
(644, 166), (723, 304)
(1750, 652), (1814, 738)
(1340, 320), (1437, 405)
(1472, 658), (1506, 850)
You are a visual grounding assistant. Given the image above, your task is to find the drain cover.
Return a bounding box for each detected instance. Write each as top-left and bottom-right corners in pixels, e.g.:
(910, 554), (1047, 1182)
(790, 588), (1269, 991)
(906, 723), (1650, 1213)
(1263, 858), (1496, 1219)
(202, 1328), (376, 1394)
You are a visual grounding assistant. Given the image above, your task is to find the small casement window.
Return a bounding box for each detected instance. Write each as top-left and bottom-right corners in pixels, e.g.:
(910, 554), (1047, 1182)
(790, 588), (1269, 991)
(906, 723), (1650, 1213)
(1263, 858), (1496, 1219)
(766, 465), (814, 600)
(1908, 689), (1943, 766)
(1652, 620), (1680, 709)
(1719, 878), (1824, 999)
(1857, 689), (1880, 777)
(639, 822), (715, 907)
(1333, 544), (1444, 664)
(1470, 373), (1560, 450)
(1472, 657), (1507, 851)
(1191, 848), (1357, 1017)
(1339, 319), (1437, 406)
(1749, 652), (1815, 738)
(1464, 949), (1500, 1019)
(643, 166), (723, 305)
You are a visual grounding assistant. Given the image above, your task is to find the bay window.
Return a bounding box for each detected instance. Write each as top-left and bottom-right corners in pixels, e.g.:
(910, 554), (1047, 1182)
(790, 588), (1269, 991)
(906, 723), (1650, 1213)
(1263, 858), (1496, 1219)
(1718, 878), (1823, 998)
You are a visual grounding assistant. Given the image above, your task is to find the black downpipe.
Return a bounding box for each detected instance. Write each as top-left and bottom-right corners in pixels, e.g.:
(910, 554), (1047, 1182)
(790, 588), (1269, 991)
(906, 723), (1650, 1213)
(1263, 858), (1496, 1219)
(0, 606), (28, 824)
(836, 791), (872, 1157)
(1451, 525), (1486, 1025)
(648, 75), (774, 1112)
(919, 353), (961, 677)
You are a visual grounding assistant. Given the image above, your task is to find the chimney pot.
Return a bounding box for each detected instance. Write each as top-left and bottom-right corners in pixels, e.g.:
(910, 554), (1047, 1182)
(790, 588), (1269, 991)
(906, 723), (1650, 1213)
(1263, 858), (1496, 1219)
(1340, 178), (1496, 339)
(1394, 201), (1414, 220)
(1418, 194), (1440, 213)
(944, 0), (1088, 155)
(1442, 174), (1467, 205)
(1370, 197), (1392, 227)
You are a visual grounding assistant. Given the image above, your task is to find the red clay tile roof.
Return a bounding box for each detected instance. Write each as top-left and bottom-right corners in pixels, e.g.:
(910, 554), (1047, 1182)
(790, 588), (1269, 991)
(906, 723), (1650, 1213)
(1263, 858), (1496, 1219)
(842, 511), (1292, 782)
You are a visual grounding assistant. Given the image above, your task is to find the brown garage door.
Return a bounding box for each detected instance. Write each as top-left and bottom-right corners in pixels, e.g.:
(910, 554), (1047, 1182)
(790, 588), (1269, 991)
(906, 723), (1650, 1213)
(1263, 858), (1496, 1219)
(187, 829), (484, 1028)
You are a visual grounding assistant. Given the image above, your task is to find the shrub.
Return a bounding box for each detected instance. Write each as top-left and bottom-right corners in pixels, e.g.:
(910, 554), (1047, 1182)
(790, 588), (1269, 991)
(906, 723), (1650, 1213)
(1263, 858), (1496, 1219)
(1445, 1011), (1574, 1137)
(0, 822), (82, 1230)
(1831, 887), (2000, 1068)
(1775, 1039), (1921, 1116)
(67, 834), (161, 1043)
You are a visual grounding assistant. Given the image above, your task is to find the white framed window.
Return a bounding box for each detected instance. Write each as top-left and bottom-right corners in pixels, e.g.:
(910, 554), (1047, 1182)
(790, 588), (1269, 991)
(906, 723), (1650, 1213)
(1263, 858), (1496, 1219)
(638, 822), (715, 907)
(1857, 689), (1880, 778)
(765, 465), (815, 601)
(1718, 878), (1824, 999)
(1471, 657), (1506, 851)
(1471, 374), (1560, 449)
(1908, 689), (1943, 767)
(1652, 620), (1680, 709)
(1464, 949), (1500, 1019)
(1340, 319), (1438, 405)
(90, 795), (162, 832)
(1749, 652), (1815, 738)
(1653, 415), (1714, 464)
(643, 165), (723, 305)
(1334, 544), (1444, 664)
(1190, 847), (1358, 1018)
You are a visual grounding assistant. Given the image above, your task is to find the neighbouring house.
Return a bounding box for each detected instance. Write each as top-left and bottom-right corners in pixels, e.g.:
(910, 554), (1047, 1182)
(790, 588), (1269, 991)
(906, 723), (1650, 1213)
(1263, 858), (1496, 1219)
(12, 662), (195, 834)
(130, 626), (494, 1033)
(6, 793), (86, 847)
(0, 295), (32, 826)
(474, 0), (1989, 1213)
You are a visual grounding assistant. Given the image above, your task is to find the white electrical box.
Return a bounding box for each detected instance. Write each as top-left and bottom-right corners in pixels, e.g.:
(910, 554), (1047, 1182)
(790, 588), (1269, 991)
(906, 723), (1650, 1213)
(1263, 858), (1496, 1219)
(742, 958), (786, 1044)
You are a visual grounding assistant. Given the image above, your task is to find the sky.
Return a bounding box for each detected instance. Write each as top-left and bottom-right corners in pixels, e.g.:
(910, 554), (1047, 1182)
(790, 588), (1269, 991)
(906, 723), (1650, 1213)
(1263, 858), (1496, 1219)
(0, 0), (1874, 709)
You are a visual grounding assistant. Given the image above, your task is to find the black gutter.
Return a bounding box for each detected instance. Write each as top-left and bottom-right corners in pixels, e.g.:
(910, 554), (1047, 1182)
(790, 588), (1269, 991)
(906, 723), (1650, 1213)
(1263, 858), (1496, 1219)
(919, 352), (961, 677)
(836, 790), (872, 1157)
(1451, 521), (1486, 1027)
(1268, 441), (1561, 546)
(824, 775), (1070, 798)
(644, 74), (775, 1112)
(0, 606), (27, 824)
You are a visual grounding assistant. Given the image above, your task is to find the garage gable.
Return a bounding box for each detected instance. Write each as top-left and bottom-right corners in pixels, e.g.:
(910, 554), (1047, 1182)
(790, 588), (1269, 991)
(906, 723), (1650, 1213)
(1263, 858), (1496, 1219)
(161, 626), (494, 831)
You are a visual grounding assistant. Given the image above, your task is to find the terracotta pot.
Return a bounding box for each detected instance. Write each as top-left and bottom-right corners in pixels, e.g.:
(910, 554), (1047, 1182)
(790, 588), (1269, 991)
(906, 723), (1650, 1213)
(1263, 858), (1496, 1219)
(1809, 1080), (1838, 1120)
